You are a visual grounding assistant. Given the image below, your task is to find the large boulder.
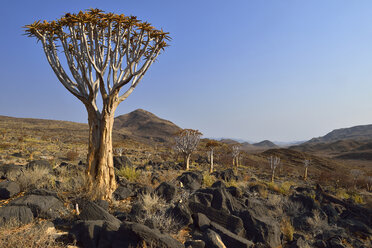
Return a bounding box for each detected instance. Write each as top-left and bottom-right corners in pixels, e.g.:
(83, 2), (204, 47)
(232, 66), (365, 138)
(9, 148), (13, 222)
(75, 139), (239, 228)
(10, 194), (65, 219)
(177, 171), (203, 191)
(239, 209), (281, 248)
(112, 222), (183, 248)
(113, 156), (132, 170)
(189, 201), (244, 235)
(167, 202), (193, 229)
(210, 187), (241, 213)
(212, 169), (239, 182)
(0, 181), (20, 199)
(70, 220), (120, 248)
(155, 182), (177, 203)
(26, 160), (53, 171)
(0, 206), (34, 226)
(77, 200), (122, 227)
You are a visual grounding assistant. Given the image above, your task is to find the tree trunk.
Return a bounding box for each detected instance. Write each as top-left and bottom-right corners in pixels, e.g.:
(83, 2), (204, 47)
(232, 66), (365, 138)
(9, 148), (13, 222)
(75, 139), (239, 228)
(271, 170), (275, 183)
(210, 149), (214, 173)
(304, 167), (308, 180)
(185, 154), (191, 170)
(86, 106), (117, 200)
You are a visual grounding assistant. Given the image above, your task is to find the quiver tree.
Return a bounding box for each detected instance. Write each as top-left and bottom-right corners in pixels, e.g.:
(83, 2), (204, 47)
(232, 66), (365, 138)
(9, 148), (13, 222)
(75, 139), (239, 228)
(268, 156), (280, 182)
(24, 9), (170, 200)
(303, 159), (311, 180)
(174, 129), (202, 170)
(350, 169), (363, 189)
(231, 145), (241, 168)
(205, 140), (220, 173)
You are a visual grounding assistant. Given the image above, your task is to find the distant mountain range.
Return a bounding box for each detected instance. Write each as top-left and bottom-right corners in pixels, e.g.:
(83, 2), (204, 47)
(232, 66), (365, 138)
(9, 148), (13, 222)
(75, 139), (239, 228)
(291, 124), (372, 160)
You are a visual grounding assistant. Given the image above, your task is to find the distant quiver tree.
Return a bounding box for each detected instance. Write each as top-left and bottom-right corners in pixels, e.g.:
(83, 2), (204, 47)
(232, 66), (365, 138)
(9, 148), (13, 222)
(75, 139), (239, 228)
(206, 140), (220, 173)
(175, 129), (202, 170)
(268, 156), (280, 183)
(232, 145), (241, 168)
(303, 159), (311, 181)
(24, 9), (170, 200)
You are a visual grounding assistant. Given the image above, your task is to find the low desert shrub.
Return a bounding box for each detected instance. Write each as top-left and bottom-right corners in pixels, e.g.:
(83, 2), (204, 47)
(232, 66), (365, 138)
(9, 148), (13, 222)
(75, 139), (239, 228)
(66, 150), (79, 161)
(135, 192), (180, 234)
(203, 172), (216, 187)
(117, 166), (141, 182)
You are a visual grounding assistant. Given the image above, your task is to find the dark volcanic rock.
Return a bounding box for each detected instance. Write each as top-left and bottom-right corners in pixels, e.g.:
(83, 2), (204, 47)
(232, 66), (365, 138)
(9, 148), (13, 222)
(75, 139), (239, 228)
(0, 180), (20, 199)
(155, 182), (177, 202)
(202, 229), (226, 248)
(167, 202), (193, 229)
(11, 194), (65, 219)
(77, 200), (121, 227)
(70, 220), (105, 248)
(189, 201), (244, 235)
(177, 171), (203, 191)
(212, 169), (239, 182)
(112, 222), (183, 248)
(185, 240), (206, 248)
(209, 221), (254, 248)
(113, 186), (133, 200)
(70, 220), (120, 248)
(210, 187), (240, 213)
(0, 206), (33, 226)
(192, 213), (211, 231)
(113, 155), (132, 170)
(239, 209), (281, 248)
(26, 159), (53, 171)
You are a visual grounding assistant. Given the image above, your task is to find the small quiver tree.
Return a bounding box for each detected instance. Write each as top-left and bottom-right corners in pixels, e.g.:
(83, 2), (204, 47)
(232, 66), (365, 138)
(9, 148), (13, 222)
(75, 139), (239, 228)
(366, 176), (372, 192)
(303, 159), (311, 181)
(350, 169), (363, 189)
(24, 9), (170, 200)
(206, 140), (220, 173)
(231, 145), (241, 168)
(174, 129), (202, 170)
(268, 156), (280, 182)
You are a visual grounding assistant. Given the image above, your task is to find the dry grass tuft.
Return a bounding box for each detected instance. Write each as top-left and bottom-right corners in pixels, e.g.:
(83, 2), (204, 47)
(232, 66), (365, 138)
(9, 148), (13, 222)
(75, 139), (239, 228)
(0, 219), (67, 248)
(17, 166), (51, 190)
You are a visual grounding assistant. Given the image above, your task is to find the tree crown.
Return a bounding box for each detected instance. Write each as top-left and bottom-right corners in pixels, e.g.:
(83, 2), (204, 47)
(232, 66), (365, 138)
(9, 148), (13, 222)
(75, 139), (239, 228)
(24, 9), (170, 109)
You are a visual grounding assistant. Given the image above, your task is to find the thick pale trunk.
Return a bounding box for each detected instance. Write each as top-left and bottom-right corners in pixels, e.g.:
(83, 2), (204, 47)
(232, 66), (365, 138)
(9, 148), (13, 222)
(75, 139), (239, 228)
(271, 170), (275, 183)
(86, 106), (117, 200)
(235, 157), (239, 168)
(210, 149), (214, 173)
(304, 167), (308, 180)
(185, 154), (191, 170)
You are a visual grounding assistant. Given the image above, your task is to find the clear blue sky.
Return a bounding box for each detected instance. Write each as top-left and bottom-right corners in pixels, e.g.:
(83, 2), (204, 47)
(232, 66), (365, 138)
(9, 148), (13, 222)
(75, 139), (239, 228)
(1, 0), (372, 142)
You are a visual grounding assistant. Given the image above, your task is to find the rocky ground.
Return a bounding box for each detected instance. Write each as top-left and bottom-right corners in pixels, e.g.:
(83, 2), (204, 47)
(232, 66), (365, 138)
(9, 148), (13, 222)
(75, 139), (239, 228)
(0, 157), (371, 248)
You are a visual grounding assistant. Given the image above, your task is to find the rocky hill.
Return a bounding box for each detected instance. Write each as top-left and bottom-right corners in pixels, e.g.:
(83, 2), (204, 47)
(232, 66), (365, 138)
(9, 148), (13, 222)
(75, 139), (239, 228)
(114, 109), (181, 143)
(253, 140), (278, 148)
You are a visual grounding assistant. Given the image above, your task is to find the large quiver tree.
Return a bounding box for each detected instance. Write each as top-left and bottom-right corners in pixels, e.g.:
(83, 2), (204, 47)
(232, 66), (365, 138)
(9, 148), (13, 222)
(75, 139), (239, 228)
(24, 9), (170, 200)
